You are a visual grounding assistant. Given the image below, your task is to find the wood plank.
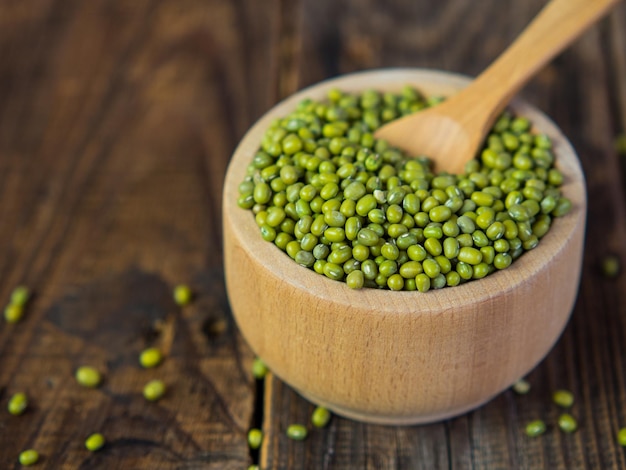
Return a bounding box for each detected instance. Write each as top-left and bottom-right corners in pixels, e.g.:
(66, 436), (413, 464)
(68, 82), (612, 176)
(0, 0), (280, 467)
(262, 375), (451, 469)
(0, 0), (625, 467)
(260, 0), (626, 468)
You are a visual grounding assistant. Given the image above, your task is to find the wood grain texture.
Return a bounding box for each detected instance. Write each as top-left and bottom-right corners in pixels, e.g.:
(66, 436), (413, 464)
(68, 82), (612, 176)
(0, 0), (281, 468)
(0, 0), (625, 468)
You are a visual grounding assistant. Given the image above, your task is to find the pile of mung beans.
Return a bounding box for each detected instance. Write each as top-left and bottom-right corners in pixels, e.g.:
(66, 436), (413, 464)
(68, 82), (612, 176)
(237, 86), (572, 291)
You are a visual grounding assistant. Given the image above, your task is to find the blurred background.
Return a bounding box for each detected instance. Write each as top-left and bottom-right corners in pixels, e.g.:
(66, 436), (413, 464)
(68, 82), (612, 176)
(0, 0), (625, 468)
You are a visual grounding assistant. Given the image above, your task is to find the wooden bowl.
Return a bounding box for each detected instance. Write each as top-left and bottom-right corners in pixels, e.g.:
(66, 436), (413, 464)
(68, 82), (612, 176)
(222, 69), (586, 425)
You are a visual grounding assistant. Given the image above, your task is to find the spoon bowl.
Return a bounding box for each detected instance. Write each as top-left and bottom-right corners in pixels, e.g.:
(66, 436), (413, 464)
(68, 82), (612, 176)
(223, 68), (586, 424)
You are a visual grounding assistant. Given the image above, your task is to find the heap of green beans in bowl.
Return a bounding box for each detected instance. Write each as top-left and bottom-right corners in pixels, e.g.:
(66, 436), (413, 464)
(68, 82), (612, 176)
(236, 86), (572, 292)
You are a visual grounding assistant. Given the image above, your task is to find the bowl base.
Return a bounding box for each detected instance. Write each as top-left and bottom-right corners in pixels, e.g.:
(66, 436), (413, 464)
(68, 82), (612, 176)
(298, 389), (497, 425)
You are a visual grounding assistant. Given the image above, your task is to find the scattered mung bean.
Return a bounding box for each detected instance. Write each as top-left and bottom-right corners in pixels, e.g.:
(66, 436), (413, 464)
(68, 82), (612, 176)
(311, 406), (331, 428)
(143, 379), (166, 401)
(4, 304), (24, 323)
(247, 428), (263, 449)
(286, 424), (308, 441)
(18, 449), (39, 466)
(10, 286), (30, 307)
(139, 348), (163, 368)
(552, 389), (574, 408)
(173, 285), (193, 306)
(601, 255), (620, 279)
(8, 392), (28, 416)
(557, 413), (577, 433)
(525, 419), (547, 437)
(75, 366), (102, 388)
(512, 379), (530, 395)
(252, 357), (269, 379)
(85, 433), (106, 451)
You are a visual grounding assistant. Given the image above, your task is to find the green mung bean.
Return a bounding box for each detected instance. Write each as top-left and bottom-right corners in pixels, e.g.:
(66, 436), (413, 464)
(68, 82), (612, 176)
(75, 366), (102, 388)
(443, 237), (460, 259)
(173, 285), (193, 306)
(525, 419), (546, 437)
(456, 233), (473, 247)
(494, 253), (512, 270)
(422, 259), (440, 278)
(143, 379), (166, 401)
(553, 389), (574, 408)
(252, 357), (269, 379)
(601, 255), (620, 278)
(432, 273), (446, 289)
(458, 247), (482, 265)
(457, 262), (473, 280)
(446, 271), (460, 286)
(423, 224), (443, 239)
(10, 286), (30, 307)
(415, 273), (431, 292)
(295, 250), (315, 267)
(248, 428), (263, 449)
(323, 262), (344, 281)
(311, 406), (331, 428)
(85, 433), (106, 452)
(8, 392), (28, 415)
(512, 379), (530, 394)
(435, 256), (451, 274)
(558, 413), (578, 433)
(494, 239), (509, 253)
(18, 449), (39, 466)
(456, 215), (475, 234)
(379, 260), (398, 277)
(424, 238), (442, 257)
(139, 348), (163, 369)
(552, 197), (572, 217)
(473, 263), (490, 279)
(346, 270), (365, 289)
(4, 304), (24, 323)
(286, 424), (308, 441)
(387, 274), (404, 291)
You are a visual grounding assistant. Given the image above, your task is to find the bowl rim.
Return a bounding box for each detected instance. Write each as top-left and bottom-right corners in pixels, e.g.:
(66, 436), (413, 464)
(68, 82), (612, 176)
(223, 68), (587, 316)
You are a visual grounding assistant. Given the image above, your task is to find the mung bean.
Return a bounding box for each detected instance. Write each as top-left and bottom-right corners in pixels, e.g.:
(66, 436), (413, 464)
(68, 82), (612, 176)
(18, 449), (39, 466)
(525, 419), (546, 437)
(248, 428), (263, 449)
(8, 392), (28, 416)
(143, 379), (166, 401)
(139, 348), (163, 369)
(552, 389), (574, 408)
(286, 424), (308, 440)
(85, 433), (106, 452)
(75, 366), (102, 388)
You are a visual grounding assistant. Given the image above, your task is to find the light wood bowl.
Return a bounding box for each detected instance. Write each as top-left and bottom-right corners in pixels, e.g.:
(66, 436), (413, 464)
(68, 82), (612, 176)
(223, 69), (586, 425)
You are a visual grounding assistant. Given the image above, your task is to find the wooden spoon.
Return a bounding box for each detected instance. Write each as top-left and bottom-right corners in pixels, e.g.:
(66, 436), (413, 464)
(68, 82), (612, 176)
(374, 0), (621, 174)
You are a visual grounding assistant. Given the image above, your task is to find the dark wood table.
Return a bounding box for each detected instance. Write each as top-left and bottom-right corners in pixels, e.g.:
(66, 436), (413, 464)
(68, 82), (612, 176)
(1, 1), (625, 468)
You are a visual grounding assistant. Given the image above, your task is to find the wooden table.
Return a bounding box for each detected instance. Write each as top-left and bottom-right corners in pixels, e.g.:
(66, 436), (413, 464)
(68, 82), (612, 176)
(1, 1), (625, 468)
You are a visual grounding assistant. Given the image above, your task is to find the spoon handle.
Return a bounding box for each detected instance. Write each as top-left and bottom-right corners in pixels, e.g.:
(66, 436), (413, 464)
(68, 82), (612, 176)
(456, 0), (621, 125)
